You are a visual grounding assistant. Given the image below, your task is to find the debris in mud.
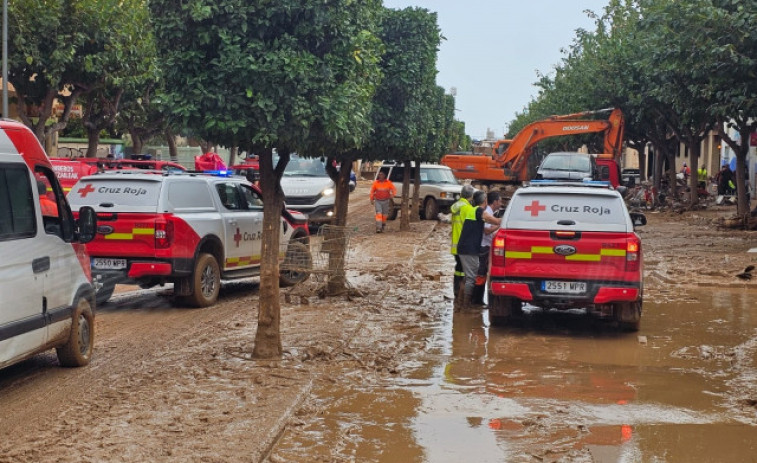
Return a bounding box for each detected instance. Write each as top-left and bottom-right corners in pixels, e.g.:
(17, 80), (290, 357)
(671, 345), (736, 361)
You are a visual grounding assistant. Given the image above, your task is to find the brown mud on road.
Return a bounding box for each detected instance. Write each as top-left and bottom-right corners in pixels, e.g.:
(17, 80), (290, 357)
(2, 184), (757, 462)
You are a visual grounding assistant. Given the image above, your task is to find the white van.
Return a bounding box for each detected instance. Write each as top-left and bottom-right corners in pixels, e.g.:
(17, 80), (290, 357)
(0, 120), (98, 369)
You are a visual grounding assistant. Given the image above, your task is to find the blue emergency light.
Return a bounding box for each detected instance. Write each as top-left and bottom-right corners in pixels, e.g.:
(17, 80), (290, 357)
(204, 170), (232, 177)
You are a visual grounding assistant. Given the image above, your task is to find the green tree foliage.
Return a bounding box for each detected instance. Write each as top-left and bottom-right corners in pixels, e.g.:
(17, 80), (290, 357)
(364, 7), (443, 230)
(151, 0), (384, 358)
(8, 0), (157, 147)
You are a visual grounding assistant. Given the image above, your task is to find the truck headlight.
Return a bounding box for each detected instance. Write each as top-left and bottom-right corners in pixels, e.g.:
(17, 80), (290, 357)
(322, 187), (335, 197)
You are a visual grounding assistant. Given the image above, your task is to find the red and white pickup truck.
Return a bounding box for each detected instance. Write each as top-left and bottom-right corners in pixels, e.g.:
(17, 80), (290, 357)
(67, 171), (311, 307)
(488, 181), (646, 330)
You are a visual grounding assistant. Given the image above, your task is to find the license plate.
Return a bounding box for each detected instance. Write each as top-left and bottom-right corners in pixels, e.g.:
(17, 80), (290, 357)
(92, 258), (127, 270)
(542, 280), (587, 294)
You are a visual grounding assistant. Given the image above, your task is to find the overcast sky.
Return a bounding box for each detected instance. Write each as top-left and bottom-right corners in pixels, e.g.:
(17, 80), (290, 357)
(382, 0), (609, 140)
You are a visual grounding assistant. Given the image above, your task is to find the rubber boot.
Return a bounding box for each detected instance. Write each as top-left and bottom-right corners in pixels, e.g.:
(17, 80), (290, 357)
(453, 275), (463, 297)
(471, 284), (485, 306)
(454, 281), (466, 311)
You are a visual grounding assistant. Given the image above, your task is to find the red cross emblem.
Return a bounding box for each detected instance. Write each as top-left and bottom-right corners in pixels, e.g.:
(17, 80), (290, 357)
(233, 228), (242, 247)
(524, 200), (546, 217)
(78, 183), (95, 198)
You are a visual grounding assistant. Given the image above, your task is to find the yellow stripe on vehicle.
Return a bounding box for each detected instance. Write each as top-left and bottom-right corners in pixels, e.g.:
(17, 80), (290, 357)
(132, 228), (155, 235)
(104, 233), (135, 240)
(103, 227), (155, 240)
(505, 251), (532, 259)
(600, 248), (627, 257)
(531, 246), (553, 254)
(565, 253), (602, 262)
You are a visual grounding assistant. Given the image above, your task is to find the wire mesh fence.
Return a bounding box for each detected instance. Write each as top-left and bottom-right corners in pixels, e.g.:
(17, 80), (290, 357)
(279, 224), (355, 289)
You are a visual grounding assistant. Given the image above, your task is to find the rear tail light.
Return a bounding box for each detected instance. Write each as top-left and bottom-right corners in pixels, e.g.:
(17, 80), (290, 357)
(155, 220), (174, 249)
(491, 231), (506, 267)
(625, 237), (641, 271)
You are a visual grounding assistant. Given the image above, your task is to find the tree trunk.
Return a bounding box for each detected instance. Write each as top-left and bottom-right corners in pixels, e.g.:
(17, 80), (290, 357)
(228, 146), (238, 167)
(130, 130), (144, 156)
(326, 160), (352, 295)
(400, 160), (412, 231)
(252, 147), (289, 359)
(411, 161), (421, 222)
(719, 123), (753, 216)
(86, 128), (100, 158)
(735, 152), (749, 216)
(165, 129), (178, 162)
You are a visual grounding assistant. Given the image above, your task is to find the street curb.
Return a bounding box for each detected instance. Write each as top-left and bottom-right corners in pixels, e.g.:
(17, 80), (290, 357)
(255, 376), (314, 463)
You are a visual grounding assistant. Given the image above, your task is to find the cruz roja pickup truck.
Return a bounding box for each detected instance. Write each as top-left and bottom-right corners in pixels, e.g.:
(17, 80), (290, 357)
(67, 171), (311, 307)
(488, 180), (646, 330)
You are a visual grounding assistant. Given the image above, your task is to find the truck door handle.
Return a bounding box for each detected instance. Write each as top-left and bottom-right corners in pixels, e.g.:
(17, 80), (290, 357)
(228, 219), (238, 225)
(32, 256), (50, 274)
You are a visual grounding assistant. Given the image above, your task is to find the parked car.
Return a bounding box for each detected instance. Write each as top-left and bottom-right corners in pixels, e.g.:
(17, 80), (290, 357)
(0, 120), (98, 370)
(67, 171), (311, 307)
(488, 180), (646, 330)
(277, 155), (336, 225)
(376, 162), (462, 220)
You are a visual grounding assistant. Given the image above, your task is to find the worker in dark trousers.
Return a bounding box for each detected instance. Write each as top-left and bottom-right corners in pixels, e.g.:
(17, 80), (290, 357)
(450, 185), (475, 298)
(472, 191), (501, 306)
(456, 190), (500, 309)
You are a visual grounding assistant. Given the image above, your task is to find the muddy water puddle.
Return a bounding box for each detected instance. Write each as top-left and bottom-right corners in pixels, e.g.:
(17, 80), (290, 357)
(272, 286), (757, 462)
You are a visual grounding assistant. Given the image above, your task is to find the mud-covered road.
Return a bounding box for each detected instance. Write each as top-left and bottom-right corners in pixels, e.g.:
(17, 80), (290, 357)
(1, 184), (756, 462)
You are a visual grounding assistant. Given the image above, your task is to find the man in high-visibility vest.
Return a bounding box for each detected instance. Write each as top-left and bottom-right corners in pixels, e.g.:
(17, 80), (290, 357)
(450, 185), (475, 299)
(456, 190), (500, 308)
(369, 171), (396, 233)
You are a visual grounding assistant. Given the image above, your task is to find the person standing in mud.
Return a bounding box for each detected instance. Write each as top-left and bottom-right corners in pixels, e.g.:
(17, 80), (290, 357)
(369, 171), (396, 233)
(471, 190), (501, 306)
(450, 185), (475, 298)
(456, 190), (500, 309)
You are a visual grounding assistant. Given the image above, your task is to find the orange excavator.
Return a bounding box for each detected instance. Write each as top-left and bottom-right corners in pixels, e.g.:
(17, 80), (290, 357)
(441, 108), (624, 185)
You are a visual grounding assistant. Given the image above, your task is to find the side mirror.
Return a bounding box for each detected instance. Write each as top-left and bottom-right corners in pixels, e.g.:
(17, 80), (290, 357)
(77, 206), (97, 243)
(629, 212), (647, 227)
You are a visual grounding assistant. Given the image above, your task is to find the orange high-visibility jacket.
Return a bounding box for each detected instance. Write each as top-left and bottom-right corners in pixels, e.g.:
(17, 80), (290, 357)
(370, 179), (396, 201)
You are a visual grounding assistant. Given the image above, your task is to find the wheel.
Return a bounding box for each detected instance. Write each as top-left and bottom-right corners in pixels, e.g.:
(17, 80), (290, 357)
(280, 240), (312, 287)
(95, 283), (115, 306)
(184, 253), (221, 307)
(56, 297), (94, 367)
(488, 294), (522, 326)
(387, 204), (398, 221)
(614, 301), (642, 331)
(423, 197), (439, 221)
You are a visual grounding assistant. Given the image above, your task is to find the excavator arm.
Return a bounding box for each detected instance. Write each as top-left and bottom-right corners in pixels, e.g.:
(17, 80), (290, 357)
(495, 108), (624, 182)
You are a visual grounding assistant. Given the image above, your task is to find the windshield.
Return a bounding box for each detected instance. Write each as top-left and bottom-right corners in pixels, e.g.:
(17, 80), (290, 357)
(278, 157), (328, 177)
(421, 167), (458, 184)
(541, 154), (592, 173)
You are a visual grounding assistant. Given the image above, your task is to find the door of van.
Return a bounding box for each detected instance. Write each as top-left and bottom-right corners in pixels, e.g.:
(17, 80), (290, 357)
(0, 162), (46, 365)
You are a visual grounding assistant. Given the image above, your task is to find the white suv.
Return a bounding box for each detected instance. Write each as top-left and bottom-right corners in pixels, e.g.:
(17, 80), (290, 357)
(377, 162), (462, 220)
(278, 156), (336, 225)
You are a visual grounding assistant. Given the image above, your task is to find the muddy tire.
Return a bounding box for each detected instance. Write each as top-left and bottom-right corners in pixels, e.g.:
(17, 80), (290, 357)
(388, 204), (398, 221)
(614, 301), (642, 331)
(423, 197), (439, 221)
(95, 283), (115, 306)
(56, 297), (94, 367)
(184, 253), (221, 307)
(280, 240), (312, 287)
(488, 294), (521, 326)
